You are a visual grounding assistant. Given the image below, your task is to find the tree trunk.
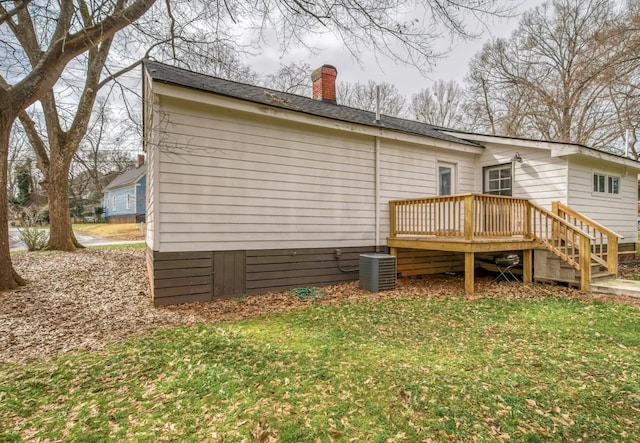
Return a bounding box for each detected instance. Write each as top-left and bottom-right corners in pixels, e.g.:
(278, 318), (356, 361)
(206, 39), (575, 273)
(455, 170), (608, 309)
(0, 113), (27, 290)
(44, 155), (83, 251)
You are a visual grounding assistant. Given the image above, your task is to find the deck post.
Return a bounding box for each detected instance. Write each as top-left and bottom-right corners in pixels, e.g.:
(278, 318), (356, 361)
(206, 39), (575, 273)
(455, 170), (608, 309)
(464, 252), (475, 295)
(607, 236), (618, 276)
(579, 235), (591, 291)
(463, 195), (474, 241)
(389, 201), (397, 237)
(551, 201), (560, 247)
(522, 249), (533, 283)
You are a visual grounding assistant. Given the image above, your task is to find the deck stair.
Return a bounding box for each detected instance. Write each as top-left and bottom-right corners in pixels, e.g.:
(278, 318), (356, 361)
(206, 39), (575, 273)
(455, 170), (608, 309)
(534, 251), (615, 287)
(387, 194), (624, 294)
(530, 201), (623, 289)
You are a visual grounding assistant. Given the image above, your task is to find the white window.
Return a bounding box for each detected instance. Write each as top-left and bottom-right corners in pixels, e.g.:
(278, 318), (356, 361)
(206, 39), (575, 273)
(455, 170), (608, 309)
(484, 164), (512, 196)
(112, 196), (116, 211)
(126, 193), (131, 210)
(438, 163), (456, 196)
(609, 176), (620, 194)
(593, 173), (606, 193)
(593, 173), (620, 195)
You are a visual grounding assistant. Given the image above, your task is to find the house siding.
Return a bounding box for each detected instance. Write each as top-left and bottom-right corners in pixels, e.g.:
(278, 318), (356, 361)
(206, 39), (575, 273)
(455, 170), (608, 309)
(145, 83), (159, 249)
(477, 143), (568, 210)
(155, 96), (377, 252)
(103, 176), (145, 223)
(245, 246), (378, 294)
(567, 156), (637, 245)
(146, 91), (482, 303)
(151, 249), (215, 306)
(151, 246), (378, 305)
(104, 186), (136, 217)
(136, 178), (147, 217)
(379, 141), (477, 236)
(145, 148), (156, 247)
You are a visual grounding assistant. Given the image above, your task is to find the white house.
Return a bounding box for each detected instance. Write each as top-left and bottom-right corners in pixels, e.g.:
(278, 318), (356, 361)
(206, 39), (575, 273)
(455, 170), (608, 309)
(143, 60), (640, 305)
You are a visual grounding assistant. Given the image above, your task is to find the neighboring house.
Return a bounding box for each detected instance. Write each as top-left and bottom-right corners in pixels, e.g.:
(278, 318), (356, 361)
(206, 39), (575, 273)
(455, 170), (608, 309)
(102, 161), (146, 223)
(143, 60), (640, 305)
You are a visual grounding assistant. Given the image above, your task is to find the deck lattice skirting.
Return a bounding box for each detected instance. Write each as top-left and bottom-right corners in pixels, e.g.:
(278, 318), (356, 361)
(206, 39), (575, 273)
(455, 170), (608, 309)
(387, 194), (621, 295)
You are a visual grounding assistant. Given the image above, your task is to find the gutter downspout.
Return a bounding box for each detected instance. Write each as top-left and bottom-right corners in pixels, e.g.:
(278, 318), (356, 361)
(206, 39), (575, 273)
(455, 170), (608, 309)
(374, 85), (381, 252)
(375, 136), (380, 251)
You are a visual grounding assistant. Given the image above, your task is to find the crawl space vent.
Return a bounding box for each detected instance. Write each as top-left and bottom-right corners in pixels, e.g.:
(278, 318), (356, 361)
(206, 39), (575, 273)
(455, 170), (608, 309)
(359, 253), (396, 292)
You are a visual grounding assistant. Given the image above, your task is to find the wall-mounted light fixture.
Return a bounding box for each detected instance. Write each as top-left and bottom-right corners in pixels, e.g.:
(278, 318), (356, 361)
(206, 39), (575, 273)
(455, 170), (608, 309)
(512, 152), (523, 163)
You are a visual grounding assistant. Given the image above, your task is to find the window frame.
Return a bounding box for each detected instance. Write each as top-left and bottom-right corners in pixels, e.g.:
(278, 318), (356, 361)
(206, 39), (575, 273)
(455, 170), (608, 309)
(483, 163), (513, 196)
(126, 193), (131, 210)
(437, 162), (456, 196)
(593, 172), (620, 195)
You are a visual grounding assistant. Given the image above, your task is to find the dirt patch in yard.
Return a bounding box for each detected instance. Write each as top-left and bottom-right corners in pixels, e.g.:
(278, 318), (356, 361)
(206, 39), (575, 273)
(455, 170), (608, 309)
(2, 249), (639, 364)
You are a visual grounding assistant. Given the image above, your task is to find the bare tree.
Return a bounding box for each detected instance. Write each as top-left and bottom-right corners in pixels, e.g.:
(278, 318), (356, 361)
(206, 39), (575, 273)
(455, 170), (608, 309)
(411, 80), (466, 128)
(603, 2), (640, 157)
(7, 122), (29, 200)
(464, 0), (640, 150)
(0, 0), (511, 289)
(70, 98), (137, 206)
(264, 62), (312, 96)
(13, 1), (263, 253)
(605, 64), (640, 157)
(0, 0), (155, 289)
(337, 81), (408, 117)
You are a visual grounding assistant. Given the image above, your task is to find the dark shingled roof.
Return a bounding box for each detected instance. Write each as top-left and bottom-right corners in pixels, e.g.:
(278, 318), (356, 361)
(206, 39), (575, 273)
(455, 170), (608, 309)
(103, 165), (146, 191)
(143, 60), (482, 148)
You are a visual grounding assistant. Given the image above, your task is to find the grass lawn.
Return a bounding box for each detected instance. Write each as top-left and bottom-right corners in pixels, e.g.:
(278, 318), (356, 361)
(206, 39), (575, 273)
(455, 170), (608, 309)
(87, 242), (146, 249)
(1, 296), (639, 442)
(73, 223), (144, 240)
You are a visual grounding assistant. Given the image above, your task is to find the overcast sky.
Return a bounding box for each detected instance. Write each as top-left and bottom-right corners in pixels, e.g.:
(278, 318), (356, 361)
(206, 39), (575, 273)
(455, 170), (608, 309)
(250, 0), (546, 97)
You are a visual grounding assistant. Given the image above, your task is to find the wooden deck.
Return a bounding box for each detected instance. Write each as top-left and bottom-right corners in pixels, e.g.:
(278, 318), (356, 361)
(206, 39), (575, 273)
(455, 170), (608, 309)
(387, 194), (621, 295)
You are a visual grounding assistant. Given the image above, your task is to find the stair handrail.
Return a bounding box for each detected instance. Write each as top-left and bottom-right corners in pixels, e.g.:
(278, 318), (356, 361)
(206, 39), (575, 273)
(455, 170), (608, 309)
(552, 201), (621, 275)
(528, 202), (594, 291)
(552, 201), (623, 239)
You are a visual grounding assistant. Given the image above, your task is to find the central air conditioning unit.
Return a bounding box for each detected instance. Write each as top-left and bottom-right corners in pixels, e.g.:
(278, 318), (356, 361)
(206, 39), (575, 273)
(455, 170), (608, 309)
(359, 253), (397, 292)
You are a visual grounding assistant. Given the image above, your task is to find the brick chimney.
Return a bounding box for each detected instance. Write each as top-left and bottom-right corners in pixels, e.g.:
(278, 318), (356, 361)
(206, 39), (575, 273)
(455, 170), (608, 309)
(311, 65), (338, 104)
(136, 154), (145, 168)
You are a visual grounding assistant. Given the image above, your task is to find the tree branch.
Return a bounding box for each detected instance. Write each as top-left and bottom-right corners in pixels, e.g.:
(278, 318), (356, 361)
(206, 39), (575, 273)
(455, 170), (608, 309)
(0, 0), (31, 25)
(17, 110), (50, 177)
(8, 0), (156, 114)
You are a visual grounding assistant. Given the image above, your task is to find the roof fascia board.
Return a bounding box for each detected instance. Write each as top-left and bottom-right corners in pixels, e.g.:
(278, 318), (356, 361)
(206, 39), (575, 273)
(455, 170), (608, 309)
(443, 130), (640, 170)
(153, 82), (484, 154)
(441, 131), (561, 151)
(550, 146), (640, 170)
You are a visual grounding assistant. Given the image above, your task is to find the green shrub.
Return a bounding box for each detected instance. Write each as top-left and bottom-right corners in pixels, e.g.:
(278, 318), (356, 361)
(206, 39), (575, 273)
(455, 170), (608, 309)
(18, 227), (49, 251)
(94, 206), (105, 222)
(290, 287), (327, 300)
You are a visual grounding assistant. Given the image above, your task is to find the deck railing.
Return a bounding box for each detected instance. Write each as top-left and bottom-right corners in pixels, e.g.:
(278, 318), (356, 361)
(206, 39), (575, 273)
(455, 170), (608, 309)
(390, 194), (530, 239)
(389, 194), (604, 290)
(472, 194), (529, 238)
(552, 201), (622, 275)
(390, 195), (466, 238)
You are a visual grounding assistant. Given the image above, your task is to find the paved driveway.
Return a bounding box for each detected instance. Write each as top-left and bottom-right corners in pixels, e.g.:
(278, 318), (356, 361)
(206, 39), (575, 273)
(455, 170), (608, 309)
(9, 227), (21, 250)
